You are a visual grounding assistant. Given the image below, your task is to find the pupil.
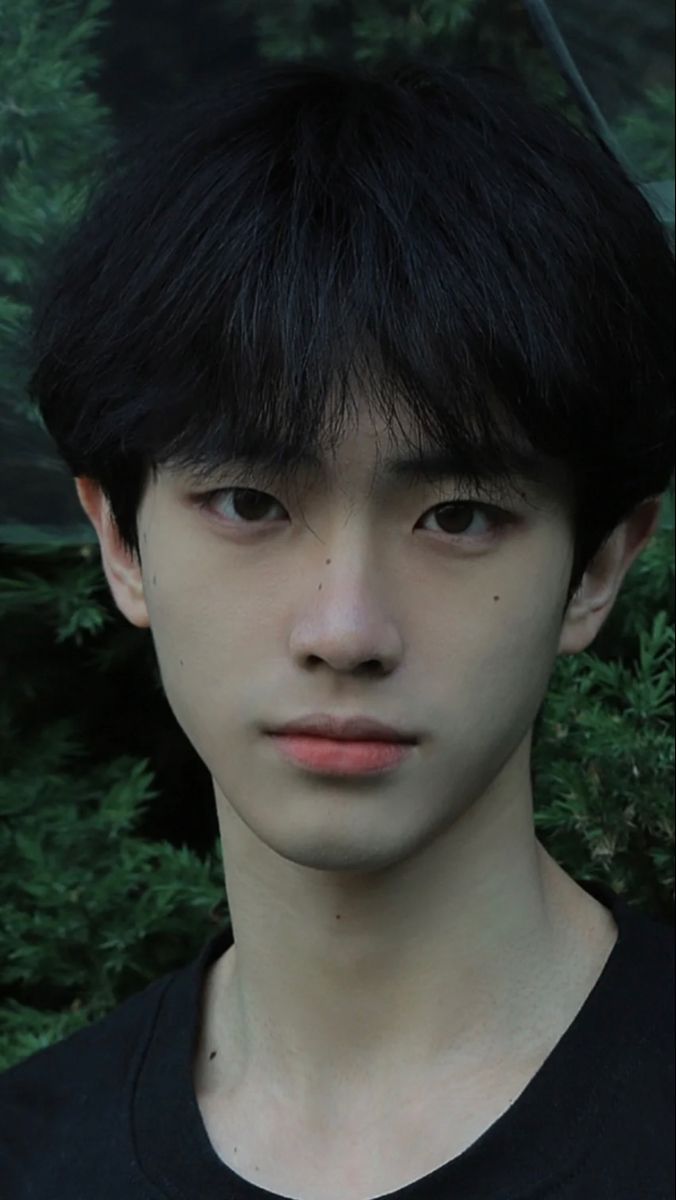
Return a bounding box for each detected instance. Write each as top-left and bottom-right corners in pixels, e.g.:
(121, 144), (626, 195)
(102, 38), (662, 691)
(437, 503), (473, 534)
(234, 489), (271, 520)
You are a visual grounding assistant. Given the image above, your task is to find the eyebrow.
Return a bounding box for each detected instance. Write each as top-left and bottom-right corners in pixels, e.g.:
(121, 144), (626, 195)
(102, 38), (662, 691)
(374, 452), (534, 487)
(180, 447), (546, 497)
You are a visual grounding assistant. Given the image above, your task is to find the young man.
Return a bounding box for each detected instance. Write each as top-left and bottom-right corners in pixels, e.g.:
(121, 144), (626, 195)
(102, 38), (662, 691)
(2, 57), (674, 1200)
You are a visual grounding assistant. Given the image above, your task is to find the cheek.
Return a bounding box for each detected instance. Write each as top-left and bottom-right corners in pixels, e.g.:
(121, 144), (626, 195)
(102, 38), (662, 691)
(144, 563), (286, 789)
(142, 573), (242, 743)
(472, 583), (565, 728)
(413, 596), (562, 817)
(430, 568), (565, 736)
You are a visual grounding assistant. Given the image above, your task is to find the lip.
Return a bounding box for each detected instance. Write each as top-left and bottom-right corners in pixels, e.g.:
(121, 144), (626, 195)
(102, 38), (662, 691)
(268, 734), (414, 776)
(266, 714), (419, 743)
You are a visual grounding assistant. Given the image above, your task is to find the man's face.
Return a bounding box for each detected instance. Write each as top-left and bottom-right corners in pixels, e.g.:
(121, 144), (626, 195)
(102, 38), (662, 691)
(126, 400), (577, 873)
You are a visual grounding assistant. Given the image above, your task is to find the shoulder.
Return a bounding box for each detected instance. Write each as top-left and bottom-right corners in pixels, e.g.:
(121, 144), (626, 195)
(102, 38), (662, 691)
(0, 970), (174, 1199)
(618, 901), (673, 1007)
(0, 968), (173, 1090)
(618, 904), (674, 1075)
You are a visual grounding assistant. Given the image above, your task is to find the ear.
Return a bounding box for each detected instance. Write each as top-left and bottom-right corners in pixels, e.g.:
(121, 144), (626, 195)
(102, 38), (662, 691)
(75, 477), (151, 629)
(558, 497), (663, 656)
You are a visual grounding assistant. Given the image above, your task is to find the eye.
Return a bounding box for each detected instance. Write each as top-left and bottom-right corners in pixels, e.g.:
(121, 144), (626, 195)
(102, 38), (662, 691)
(196, 487), (285, 525)
(420, 502), (507, 540)
(194, 487), (510, 543)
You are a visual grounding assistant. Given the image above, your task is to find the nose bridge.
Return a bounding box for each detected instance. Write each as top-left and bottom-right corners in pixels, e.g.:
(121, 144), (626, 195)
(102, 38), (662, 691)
(307, 481), (389, 578)
(313, 523), (383, 605)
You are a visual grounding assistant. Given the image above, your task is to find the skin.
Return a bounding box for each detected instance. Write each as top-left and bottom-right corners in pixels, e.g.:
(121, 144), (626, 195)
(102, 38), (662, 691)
(77, 397), (661, 1189)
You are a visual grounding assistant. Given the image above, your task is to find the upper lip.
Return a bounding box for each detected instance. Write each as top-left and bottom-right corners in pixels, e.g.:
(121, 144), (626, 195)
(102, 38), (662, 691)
(267, 714), (418, 743)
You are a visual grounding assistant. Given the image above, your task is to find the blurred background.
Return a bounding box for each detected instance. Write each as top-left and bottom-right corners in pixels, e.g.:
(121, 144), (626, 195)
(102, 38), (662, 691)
(0, 1), (673, 1067)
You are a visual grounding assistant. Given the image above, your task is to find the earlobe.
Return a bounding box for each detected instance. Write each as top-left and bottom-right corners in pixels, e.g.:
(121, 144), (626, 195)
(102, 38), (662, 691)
(75, 477), (151, 630)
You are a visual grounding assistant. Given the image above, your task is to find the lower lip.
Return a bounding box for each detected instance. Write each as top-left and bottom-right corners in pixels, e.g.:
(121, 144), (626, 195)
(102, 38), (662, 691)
(268, 734), (415, 775)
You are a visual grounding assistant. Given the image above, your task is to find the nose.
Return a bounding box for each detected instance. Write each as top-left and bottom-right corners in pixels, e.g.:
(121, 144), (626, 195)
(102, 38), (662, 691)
(288, 548), (403, 674)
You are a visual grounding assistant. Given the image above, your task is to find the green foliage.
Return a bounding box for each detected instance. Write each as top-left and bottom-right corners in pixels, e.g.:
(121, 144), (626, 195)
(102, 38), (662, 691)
(0, 555), (111, 644)
(0, 732), (224, 1071)
(351, 0), (477, 58)
(256, 0), (578, 123)
(613, 84), (675, 179)
(531, 512), (675, 925)
(533, 610), (674, 915)
(0, 0), (673, 1076)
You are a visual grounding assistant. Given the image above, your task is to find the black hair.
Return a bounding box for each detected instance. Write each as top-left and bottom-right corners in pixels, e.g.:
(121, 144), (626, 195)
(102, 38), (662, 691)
(26, 55), (674, 605)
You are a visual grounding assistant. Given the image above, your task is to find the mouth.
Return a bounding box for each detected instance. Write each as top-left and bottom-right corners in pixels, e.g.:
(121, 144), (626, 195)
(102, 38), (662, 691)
(267, 732), (416, 776)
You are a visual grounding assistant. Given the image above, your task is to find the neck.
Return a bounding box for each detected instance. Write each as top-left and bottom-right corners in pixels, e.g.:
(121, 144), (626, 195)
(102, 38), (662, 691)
(195, 762), (616, 1125)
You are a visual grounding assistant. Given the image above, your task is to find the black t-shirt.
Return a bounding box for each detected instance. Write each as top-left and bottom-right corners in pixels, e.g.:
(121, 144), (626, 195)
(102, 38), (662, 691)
(1, 879), (673, 1199)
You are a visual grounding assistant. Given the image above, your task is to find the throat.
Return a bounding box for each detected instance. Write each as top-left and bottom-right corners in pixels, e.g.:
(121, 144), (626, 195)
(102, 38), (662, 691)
(193, 856), (618, 1123)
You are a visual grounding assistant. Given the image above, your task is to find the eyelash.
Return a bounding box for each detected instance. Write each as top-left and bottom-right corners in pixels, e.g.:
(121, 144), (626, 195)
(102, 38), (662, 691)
(193, 487), (512, 544)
